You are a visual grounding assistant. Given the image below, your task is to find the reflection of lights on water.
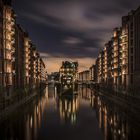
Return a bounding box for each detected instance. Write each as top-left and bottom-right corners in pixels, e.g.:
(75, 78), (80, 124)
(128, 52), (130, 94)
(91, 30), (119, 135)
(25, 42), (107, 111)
(65, 100), (67, 110)
(99, 107), (102, 128)
(76, 98), (78, 109)
(58, 97), (78, 124)
(71, 114), (76, 124)
(72, 101), (75, 113)
(40, 101), (42, 109)
(97, 97), (101, 106)
(45, 87), (49, 98)
(55, 86), (57, 94)
(123, 133), (125, 138)
(114, 122), (117, 127)
(37, 106), (38, 115)
(62, 112), (65, 118)
(30, 116), (33, 128)
(118, 129), (121, 135)
(102, 107), (104, 112)
(67, 112), (70, 118)
(68, 104), (71, 113)
(104, 106), (107, 115)
(59, 100), (64, 120)
(110, 118), (113, 124)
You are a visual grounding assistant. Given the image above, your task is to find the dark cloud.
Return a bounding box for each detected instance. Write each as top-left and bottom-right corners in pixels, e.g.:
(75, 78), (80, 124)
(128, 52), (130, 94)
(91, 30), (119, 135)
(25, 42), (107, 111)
(12, 0), (140, 71)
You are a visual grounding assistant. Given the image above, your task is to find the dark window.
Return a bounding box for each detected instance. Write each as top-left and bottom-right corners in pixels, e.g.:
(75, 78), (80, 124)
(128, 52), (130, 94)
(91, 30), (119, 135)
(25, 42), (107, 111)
(130, 40), (133, 45)
(131, 56), (133, 62)
(131, 64), (133, 73)
(131, 75), (133, 84)
(130, 22), (133, 29)
(131, 31), (133, 37)
(131, 48), (133, 54)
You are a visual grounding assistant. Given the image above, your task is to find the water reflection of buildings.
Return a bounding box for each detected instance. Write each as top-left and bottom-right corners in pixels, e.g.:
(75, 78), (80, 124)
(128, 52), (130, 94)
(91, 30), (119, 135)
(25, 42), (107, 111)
(0, 88), (48, 140)
(57, 95), (79, 124)
(91, 93), (139, 140)
(25, 89), (47, 140)
(78, 86), (139, 140)
(78, 85), (95, 110)
(78, 85), (91, 100)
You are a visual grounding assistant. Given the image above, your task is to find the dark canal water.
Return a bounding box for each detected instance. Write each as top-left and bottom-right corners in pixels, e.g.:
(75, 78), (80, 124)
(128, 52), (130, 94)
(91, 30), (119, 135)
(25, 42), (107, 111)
(0, 85), (140, 140)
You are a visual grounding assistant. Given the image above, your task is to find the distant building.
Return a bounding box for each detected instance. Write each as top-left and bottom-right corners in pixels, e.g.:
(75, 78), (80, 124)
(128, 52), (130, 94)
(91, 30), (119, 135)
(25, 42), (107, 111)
(89, 65), (97, 82)
(51, 72), (60, 82)
(40, 58), (46, 84)
(97, 51), (104, 84)
(29, 44), (46, 88)
(78, 70), (90, 83)
(59, 61), (78, 87)
(104, 41), (113, 87)
(30, 44), (37, 88)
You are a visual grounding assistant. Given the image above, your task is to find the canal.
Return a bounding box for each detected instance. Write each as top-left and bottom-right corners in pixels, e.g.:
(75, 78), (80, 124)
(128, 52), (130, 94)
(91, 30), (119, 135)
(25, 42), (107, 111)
(0, 85), (140, 140)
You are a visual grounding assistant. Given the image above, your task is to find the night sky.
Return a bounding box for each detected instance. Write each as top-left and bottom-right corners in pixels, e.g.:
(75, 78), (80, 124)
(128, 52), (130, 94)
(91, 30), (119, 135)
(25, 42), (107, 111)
(13, 0), (139, 73)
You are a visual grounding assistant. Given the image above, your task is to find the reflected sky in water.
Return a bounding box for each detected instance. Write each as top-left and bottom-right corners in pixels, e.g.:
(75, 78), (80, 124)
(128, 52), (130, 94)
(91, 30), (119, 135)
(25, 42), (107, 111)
(0, 85), (140, 140)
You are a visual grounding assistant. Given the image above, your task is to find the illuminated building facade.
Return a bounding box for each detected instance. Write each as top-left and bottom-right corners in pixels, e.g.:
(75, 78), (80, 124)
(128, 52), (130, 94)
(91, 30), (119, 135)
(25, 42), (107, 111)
(103, 46), (108, 84)
(94, 7), (140, 94)
(95, 57), (99, 83)
(112, 28), (122, 89)
(105, 41), (114, 87)
(120, 8), (140, 92)
(89, 65), (97, 83)
(29, 44), (46, 89)
(120, 16), (129, 90)
(95, 28), (129, 91)
(0, 0), (46, 98)
(36, 53), (41, 88)
(15, 25), (31, 88)
(23, 35), (30, 86)
(15, 25), (25, 88)
(39, 57), (46, 84)
(97, 51), (104, 84)
(0, 0), (3, 91)
(59, 61), (78, 87)
(30, 45), (37, 88)
(2, 0), (15, 96)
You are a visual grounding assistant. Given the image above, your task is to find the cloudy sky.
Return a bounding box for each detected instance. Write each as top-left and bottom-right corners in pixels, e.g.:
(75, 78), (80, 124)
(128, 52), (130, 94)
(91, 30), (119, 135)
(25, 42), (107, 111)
(13, 0), (139, 73)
